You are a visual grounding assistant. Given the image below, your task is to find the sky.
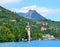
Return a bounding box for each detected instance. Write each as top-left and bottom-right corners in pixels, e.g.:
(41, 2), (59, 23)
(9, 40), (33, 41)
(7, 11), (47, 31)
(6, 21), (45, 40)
(0, 0), (60, 21)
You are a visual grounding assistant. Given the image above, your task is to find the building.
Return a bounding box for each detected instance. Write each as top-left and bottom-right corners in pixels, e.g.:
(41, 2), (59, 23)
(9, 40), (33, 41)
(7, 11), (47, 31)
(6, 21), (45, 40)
(25, 22), (31, 41)
(41, 26), (47, 31)
(42, 34), (55, 40)
(9, 19), (16, 22)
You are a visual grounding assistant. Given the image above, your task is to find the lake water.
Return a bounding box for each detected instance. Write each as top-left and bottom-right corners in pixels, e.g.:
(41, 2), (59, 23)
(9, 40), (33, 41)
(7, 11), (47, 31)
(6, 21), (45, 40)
(0, 40), (60, 47)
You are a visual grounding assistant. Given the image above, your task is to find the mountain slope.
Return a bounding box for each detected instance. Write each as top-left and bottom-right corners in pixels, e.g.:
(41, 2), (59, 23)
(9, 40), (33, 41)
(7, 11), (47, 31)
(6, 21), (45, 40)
(0, 6), (44, 41)
(0, 6), (29, 41)
(26, 10), (47, 20)
(17, 10), (47, 20)
(0, 6), (60, 42)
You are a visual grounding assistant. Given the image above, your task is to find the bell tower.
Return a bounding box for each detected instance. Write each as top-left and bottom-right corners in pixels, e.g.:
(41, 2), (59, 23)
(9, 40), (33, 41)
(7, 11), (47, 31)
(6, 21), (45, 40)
(26, 22), (30, 41)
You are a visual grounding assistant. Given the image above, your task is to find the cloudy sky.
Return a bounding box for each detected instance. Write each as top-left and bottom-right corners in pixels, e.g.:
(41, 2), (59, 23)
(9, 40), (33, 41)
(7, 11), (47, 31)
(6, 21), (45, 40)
(0, 0), (60, 21)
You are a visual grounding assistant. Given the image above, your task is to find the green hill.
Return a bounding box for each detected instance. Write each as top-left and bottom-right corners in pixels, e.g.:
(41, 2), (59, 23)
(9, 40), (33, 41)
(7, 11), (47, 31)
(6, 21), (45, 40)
(0, 6), (60, 42)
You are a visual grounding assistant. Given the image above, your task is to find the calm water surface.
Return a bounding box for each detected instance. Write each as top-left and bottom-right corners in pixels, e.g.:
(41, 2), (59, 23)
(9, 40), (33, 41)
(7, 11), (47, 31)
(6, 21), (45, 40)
(0, 40), (60, 47)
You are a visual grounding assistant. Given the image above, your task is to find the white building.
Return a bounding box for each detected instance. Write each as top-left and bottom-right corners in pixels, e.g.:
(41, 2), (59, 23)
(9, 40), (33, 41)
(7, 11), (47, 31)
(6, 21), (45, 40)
(42, 34), (55, 40)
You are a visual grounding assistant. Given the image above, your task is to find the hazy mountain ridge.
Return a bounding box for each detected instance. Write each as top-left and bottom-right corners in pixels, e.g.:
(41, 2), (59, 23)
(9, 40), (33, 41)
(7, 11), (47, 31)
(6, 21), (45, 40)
(17, 10), (47, 21)
(17, 13), (26, 17)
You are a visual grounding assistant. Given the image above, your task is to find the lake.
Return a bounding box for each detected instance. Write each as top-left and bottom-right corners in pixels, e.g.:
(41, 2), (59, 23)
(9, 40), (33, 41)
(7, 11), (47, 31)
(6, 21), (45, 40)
(0, 40), (60, 47)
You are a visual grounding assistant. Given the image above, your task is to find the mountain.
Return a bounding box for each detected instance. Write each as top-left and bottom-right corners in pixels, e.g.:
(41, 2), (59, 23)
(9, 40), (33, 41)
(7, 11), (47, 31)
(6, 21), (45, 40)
(0, 6), (45, 41)
(0, 6), (60, 42)
(17, 10), (47, 20)
(0, 6), (29, 42)
(26, 10), (47, 20)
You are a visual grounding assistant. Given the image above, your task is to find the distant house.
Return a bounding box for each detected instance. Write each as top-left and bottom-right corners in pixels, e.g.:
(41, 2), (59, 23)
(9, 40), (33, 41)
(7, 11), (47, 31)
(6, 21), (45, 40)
(36, 21), (41, 24)
(9, 19), (16, 22)
(42, 22), (48, 26)
(42, 34), (55, 40)
(41, 26), (47, 31)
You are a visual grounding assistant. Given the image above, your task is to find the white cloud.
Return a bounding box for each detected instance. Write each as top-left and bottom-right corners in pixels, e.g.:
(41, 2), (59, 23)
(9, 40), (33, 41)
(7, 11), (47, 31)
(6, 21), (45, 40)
(11, 5), (60, 16)
(0, 0), (22, 4)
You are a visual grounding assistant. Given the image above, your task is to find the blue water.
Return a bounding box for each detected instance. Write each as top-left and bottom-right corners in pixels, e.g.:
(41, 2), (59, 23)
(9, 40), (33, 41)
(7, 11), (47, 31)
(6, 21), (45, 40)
(0, 40), (60, 47)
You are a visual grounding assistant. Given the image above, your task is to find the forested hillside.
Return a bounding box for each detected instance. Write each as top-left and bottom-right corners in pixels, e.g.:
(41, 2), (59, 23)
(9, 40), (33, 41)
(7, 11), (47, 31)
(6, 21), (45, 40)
(0, 6), (60, 42)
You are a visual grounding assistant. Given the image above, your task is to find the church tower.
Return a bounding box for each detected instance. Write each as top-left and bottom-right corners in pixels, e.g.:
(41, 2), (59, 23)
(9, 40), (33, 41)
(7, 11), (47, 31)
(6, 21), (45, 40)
(26, 22), (30, 41)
